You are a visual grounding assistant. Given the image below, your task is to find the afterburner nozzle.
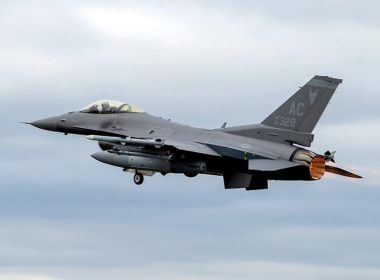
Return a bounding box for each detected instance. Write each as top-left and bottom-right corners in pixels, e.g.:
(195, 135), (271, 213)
(309, 155), (325, 180)
(293, 149), (361, 180)
(292, 150), (326, 180)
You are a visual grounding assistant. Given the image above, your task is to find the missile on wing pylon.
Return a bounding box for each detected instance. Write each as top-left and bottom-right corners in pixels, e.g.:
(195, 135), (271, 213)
(86, 135), (165, 147)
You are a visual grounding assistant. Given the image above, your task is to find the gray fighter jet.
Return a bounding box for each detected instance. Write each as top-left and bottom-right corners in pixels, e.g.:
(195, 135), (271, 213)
(27, 75), (361, 190)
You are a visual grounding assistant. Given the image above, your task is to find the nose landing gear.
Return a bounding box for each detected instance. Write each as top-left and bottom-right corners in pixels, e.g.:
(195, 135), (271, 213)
(133, 172), (144, 185)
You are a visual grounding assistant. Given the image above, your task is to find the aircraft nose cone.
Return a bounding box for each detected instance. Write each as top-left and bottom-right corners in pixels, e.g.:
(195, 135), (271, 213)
(31, 117), (57, 132)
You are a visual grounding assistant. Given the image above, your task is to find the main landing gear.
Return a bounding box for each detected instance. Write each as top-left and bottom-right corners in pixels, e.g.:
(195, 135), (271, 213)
(133, 172), (144, 185)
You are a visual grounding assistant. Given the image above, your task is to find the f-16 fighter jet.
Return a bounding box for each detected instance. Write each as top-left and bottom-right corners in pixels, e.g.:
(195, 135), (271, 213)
(27, 75), (361, 190)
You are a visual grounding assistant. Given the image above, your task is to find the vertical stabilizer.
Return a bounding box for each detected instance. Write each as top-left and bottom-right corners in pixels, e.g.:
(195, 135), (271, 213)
(262, 76), (342, 133)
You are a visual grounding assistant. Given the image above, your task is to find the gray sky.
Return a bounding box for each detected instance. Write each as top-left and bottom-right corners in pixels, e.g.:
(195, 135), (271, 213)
(1, 1), (380, 279)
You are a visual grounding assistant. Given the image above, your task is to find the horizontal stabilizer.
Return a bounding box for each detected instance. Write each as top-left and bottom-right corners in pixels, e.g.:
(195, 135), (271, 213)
(220, 124), (314, 147)
(206, 143), (277, 160)
(249, 159), (301, 171)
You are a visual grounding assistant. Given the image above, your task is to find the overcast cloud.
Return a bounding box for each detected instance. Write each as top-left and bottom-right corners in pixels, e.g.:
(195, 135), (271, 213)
(0, 1), (379, 279)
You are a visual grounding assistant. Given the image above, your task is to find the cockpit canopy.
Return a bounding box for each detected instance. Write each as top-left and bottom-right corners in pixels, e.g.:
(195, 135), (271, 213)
(80, 100), (144, 114)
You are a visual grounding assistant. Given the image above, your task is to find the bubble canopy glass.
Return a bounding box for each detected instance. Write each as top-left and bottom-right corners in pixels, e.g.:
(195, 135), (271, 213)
(80, 100), (144, 114)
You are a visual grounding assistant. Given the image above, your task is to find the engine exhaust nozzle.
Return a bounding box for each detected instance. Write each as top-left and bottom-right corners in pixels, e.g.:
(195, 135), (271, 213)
(309, 155), (325, 180)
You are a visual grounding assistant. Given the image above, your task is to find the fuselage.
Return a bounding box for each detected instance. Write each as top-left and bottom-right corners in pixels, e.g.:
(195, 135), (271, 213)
(32, 110), (313, 181)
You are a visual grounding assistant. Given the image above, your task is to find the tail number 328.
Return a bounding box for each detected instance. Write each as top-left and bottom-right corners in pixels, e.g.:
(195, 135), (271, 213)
(274, 115), (296, 128)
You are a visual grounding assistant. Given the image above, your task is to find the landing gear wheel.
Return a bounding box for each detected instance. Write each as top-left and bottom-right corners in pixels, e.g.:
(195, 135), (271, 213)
(134, 173), (144, 185)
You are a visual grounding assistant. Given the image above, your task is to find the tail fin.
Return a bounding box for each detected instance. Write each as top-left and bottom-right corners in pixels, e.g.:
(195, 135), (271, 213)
(262, 75), (342, 133)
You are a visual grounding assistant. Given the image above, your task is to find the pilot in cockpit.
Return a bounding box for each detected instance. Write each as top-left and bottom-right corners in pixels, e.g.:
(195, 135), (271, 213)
(101, 102), (111, 113)
(89, 104), (99, 113)
(80, 100), (144, 114)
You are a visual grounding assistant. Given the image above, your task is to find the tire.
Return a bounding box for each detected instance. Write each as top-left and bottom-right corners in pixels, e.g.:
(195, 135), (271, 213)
(133, 173), (144, 185)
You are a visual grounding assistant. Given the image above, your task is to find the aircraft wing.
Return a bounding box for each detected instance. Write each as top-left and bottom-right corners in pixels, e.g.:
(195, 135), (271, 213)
(155, 139), (223, 157)
(86, 134), (223, 157)
(81, 126), (279, 160)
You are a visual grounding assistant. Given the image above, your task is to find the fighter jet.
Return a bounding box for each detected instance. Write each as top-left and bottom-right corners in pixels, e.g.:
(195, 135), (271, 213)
(27, 75), (361, 190)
